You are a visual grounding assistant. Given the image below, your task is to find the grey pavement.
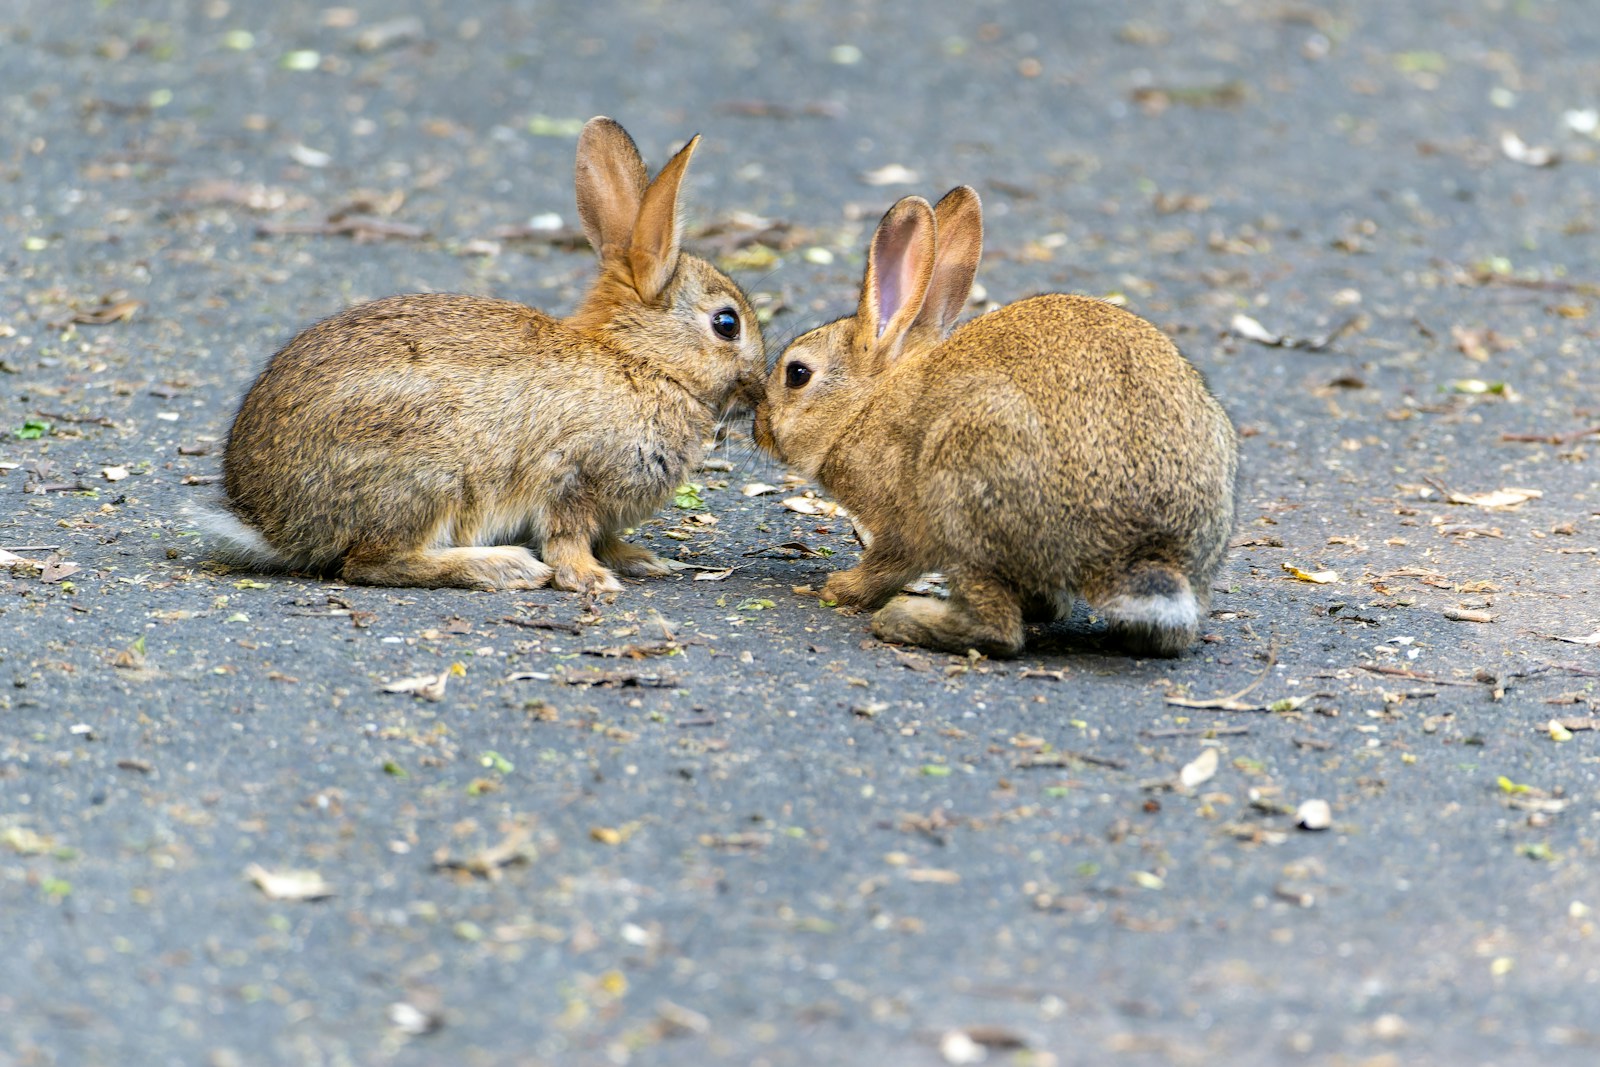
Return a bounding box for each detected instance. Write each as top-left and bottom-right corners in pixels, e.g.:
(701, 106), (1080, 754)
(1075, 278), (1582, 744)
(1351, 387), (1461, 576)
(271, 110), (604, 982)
(3, 2), (1600, 1065)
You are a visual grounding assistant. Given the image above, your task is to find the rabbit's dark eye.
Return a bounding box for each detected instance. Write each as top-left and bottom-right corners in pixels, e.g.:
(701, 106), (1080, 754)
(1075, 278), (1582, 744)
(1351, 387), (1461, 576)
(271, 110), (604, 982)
(785, 361), (812, 389)
(710, 308), (740, 341)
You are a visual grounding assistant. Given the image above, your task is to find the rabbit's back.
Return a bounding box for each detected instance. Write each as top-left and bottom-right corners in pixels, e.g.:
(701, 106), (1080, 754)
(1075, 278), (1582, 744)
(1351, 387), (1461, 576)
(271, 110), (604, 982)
(222, 293), (685, 567)
(901, 293), (1236, 591)
(928, 294), (1230, 482)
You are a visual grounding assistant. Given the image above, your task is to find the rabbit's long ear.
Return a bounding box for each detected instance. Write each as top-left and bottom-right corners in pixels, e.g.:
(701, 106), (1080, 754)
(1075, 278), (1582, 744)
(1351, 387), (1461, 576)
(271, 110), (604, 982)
(857, 196), (935, 365)
(575, 117), (650, 261)
(912, 186), (983, 339)
(629, 134), (698, 303)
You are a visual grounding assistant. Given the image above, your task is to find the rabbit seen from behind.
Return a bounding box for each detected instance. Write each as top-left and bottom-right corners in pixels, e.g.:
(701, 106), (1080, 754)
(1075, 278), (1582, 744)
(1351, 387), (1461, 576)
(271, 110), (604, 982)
(754, 187), (1237, 657)
(196, 117), (765, 594)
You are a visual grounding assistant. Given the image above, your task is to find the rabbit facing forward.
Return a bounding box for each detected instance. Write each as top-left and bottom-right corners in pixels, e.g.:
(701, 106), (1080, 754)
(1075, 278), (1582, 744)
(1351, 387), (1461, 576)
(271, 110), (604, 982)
(195, 118), (765, 594)
(754, 187), (1238, 658)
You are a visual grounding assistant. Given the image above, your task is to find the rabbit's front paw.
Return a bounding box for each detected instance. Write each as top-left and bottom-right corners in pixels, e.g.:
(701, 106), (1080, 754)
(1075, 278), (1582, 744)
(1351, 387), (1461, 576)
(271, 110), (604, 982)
(822, 567), (881, 609)
(551, 560), (624, 595)
(599, 538), (682, 578)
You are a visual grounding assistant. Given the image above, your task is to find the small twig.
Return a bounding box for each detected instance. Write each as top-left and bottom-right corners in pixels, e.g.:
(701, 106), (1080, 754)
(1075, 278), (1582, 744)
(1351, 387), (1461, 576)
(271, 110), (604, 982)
(500, 616), (583, 635)
(36, 411), (118, 427)
(1140, 725), (1252, 739)
(741, 541), (825, 559)
(1164, 643), (1279, 711)
(1355, 664), (1479, 687)
(1014, 750), (1128, 771)
(256, 216), (428, 240)
(1, 544), (61, 552)
(1500, 427), (1600, 446)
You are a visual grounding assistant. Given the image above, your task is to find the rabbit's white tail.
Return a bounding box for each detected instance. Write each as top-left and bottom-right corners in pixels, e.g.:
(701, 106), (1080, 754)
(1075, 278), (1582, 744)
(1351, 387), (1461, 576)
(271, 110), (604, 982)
(185, 505), (291, 571)
(1099, 563), (1199, 658)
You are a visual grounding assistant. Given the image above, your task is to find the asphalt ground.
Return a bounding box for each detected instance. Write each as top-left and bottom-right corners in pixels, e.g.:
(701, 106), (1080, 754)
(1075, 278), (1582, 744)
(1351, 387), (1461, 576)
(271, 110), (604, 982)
(3, 1), (1600, 1064)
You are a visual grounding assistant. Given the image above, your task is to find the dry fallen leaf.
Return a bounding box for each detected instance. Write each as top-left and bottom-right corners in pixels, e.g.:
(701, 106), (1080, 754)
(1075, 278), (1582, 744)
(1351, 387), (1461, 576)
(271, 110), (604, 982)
(860, 163), (920, 186)
(1296, 798), (1332, 830)
(692, 568), (735, 582)
(1446, 487), (1541, 509)
(39, 561), (81, 583)
(741, 482), (781, 497)
(1540, 630), (1600, 646)
(1500, 130), (1557, 167)
(71, 298), (142, 325)
(1282, 563), (1338, 584)
(387, 1000), (444, 1036)
(246, 863), (334, 901)
(381, 662), (464, 701)
(781, 495), (849, 518)
(432, 825), (537, 880)
(1179, 747), (1219, 789)
(1230, 313), (1281, 345)
(940, 1030), (986, 1066)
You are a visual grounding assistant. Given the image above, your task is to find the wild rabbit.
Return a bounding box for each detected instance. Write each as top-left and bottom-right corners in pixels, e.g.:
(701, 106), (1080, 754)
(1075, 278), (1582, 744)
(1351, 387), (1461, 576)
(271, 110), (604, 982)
(194, 117), (765, 594)
(754, 187), (1237, 657)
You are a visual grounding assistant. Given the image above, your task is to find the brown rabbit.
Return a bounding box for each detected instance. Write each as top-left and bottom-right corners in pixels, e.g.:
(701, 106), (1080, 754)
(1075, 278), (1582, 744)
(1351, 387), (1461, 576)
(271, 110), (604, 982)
(193, 117), (765, 594)
(754, 187), (1238, 657)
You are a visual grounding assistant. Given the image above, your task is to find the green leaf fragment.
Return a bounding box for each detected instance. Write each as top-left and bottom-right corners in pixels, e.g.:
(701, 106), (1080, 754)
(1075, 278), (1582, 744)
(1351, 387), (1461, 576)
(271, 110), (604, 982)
(527, 114), (585, 137)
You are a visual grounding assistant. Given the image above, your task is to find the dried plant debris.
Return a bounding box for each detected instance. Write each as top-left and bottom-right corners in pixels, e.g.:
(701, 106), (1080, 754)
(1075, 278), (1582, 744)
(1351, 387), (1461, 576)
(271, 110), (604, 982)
(1178, 747), (1220, 790)
(246, 864), (334, 902)
(1230, 312), (1360, 350)
(1282, 563), (1338, 584)
(1133, 80), (1248, 113)
(716, 98), (845, 120)
(432, 826), (538, 880)
(742, 541), (829, 559)
(381, 663), (465, 701)
(1500, 131), (1558, 167)
(1295, 799), (1333, 831)
(781, 494), (849, 518)
(860, 163), (920, 187)
(552, 669), (681, 689)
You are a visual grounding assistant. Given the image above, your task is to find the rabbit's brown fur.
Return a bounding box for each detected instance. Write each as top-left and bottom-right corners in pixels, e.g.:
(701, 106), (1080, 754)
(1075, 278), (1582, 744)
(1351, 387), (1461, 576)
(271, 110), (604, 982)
(198, 118), (765, 593)
(756, 187), (1237, 658)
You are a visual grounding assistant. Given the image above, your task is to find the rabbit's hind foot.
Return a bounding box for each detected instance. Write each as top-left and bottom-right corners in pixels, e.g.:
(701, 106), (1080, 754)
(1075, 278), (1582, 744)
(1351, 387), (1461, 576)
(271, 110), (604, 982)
(345, 545), (553, 591)
(872, 575), (1024, 658)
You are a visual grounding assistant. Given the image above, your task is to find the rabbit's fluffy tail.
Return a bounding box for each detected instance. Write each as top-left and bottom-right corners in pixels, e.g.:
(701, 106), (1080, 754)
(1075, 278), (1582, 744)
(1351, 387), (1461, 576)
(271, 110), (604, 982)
(185, 504), (292, 571)
(1099, 562), (1199, 658)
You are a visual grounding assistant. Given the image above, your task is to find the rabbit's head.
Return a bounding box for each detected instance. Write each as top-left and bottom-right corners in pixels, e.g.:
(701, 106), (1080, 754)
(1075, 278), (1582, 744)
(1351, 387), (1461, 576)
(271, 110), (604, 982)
(755, 187), (982, 477)
(570, 117), (766, 413)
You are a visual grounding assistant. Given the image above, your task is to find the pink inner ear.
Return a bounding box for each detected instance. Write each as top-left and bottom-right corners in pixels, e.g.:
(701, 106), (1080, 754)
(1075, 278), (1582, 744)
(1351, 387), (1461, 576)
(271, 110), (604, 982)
(874, 221), (918, 337)
(876, 271), (902, 337)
